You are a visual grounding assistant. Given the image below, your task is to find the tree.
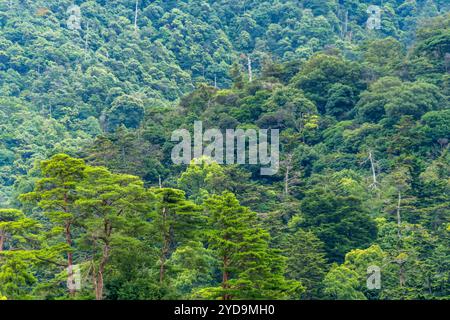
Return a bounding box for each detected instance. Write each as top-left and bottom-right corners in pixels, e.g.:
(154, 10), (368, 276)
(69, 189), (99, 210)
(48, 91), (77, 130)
(20, 154), (86, 297)
(292, 53), (364, 113)
(198, 192), (303, 300)
(0, 209), (39, 252)
(356, 77), (444, 124)
(177, 157), (229, 203)
(0, 209), (41, 300)
(283, 229), (328, 299)
(106, 95), (145, 132)
(150, 188), (202, 289)
(323, 264), (366, 300)
(300, 175), (378, 262)
(76, 166), (150, 300)
(166, 241), (217, 298)
(325, 83), (356, 120)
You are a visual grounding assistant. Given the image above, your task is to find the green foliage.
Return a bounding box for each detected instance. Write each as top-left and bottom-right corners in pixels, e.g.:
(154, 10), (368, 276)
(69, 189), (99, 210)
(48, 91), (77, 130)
(199, 192), (303, 300)
(0, 1), (449, 301)
(283, 229), (328, 299)
(299, 175), (378, 262)
(323, 264), (367, 300)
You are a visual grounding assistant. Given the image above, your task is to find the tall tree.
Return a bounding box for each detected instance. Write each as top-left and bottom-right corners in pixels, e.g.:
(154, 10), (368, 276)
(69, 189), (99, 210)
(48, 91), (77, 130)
(20, 154), (86, 296)
(199, 192), (302, 300)
(283, 229), (328, 299)
(150, 188), (202, 288)
(76, 166), (150, 300)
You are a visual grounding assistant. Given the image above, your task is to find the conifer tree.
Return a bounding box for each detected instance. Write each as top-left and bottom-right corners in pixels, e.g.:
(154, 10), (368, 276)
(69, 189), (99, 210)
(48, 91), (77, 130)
(0, 209), (41, 299)
(76, 166), (150, 300)
(20, 154), (86, 296)
(150, 188), (202, 289)
(199, 192), (303, 300)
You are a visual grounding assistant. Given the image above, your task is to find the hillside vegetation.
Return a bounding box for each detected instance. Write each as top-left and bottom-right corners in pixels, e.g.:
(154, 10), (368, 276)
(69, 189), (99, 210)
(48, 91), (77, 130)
(0, 0), (449, 300)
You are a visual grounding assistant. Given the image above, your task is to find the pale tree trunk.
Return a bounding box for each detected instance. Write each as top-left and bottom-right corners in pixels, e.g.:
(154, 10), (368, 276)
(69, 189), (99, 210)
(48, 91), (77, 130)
(399, 262), (406, 287)
(284, 161), (290, 197)
(368, 151), (379, 189)
(342, 9), (348, 39)
(396, 190), (406, 288)
(247, 56), (253, 82)
(134, 0), (139, 31)
(84, 21), (89, 59)
(283, 154), (298, 198)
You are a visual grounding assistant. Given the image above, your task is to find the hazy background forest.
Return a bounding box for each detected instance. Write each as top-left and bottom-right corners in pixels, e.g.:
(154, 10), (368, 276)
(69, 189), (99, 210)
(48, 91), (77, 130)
(0, 0), (449, 300)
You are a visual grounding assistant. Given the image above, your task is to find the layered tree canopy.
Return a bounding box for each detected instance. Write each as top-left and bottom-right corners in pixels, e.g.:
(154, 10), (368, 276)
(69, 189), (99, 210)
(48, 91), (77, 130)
(0, 1), (449, 300)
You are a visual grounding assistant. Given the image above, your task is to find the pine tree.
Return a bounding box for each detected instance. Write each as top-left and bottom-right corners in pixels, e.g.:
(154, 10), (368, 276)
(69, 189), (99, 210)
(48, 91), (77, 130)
(0, 209), (41, 299)
(76, 166), (150, 300)
(283, 229), (328, 299)
(198, 192), (303, 300)
(150, 188), (203, 289)
(19, 154), (86, 296)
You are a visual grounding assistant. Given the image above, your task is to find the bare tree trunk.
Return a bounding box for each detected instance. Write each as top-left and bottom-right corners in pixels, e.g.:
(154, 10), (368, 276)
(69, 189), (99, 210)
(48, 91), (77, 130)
(84, 21), (89, 59)
(247, 56), (252, 82)
(159, 241), (169, 284)
(368, 151), (378, 188)
(342, 9), (348, 39)
(134, 0), (139, 31)
(63, 190), (76, 297)
(283, 154), (297, 198)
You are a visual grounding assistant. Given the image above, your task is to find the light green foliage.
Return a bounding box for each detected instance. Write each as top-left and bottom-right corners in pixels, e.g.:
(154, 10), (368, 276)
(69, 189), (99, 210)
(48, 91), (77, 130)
(323, 264), (367, 300)
(177, 157), (229, 203)
(283, 229), (328, 299)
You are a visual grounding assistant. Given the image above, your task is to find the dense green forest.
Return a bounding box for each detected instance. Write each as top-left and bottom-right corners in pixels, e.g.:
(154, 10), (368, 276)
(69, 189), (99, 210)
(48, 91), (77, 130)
(0, 0), (449, 300)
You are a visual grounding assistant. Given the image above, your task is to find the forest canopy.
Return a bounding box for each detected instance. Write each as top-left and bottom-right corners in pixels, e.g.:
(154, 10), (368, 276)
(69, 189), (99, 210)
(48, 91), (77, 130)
(0, 0), (449, 300)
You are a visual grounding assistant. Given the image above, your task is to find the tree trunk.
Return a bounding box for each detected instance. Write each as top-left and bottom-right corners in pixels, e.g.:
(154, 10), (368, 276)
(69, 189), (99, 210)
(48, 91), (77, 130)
(222, 256), (231, 300)
(134, 0), (139, 31)
(65, 221), (76, 296)
(399, 262), (406, 287)
(84, 21), (89, 59)
(159, 242), (169, 284)
(247, 56), (253, 82)
(368, 151), (379, 189)
(95, 244), (110, 300)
